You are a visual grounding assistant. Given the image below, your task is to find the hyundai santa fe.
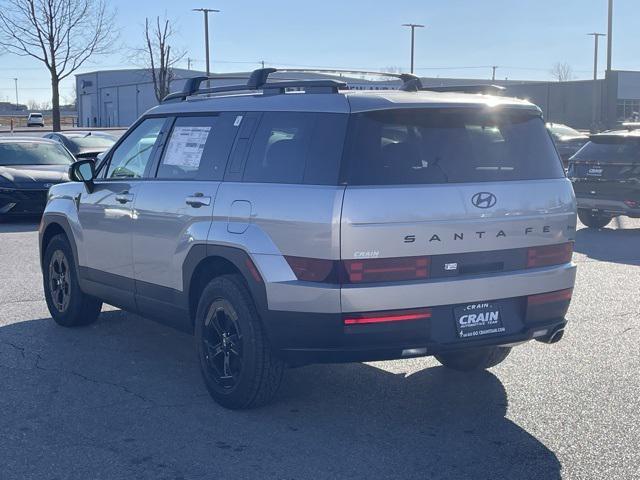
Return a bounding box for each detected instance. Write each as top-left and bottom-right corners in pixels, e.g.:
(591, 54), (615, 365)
(39, 68), (577, 409)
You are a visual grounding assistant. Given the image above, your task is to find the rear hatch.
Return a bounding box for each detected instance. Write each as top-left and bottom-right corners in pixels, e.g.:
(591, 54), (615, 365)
(340, 107), (576, 280)
(568, 134), (640, 204)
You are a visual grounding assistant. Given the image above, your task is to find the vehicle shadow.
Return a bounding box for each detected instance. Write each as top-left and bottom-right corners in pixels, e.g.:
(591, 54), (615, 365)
(0, 311), (561, 479)
(574, 220), (640, 266)
(0, 216), (40, 233)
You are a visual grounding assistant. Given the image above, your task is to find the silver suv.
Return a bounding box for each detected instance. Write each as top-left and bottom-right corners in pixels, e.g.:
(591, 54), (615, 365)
(39, 69), (577, 409)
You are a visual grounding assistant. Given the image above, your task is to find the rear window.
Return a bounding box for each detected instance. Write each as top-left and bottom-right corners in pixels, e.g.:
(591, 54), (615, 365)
(69, 135), (116, 150)
(345, 108), (564, 185)
(547, 124), (583, 138)
(572, 137), (640, 164)
(0, 142), (73, 166)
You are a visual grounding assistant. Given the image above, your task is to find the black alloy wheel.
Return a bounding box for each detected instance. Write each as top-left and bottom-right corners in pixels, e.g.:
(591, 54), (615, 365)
(202, 299), (243, 389)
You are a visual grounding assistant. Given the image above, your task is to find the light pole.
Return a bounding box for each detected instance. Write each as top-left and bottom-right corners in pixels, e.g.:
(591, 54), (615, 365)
(402, 23), (424, 74)
(606, 0), (613, 72)
(588, 33), (606, 81)
(12, 78), (18, 110)
(193, 8), (220, 77)
(588, 33), (606, 132)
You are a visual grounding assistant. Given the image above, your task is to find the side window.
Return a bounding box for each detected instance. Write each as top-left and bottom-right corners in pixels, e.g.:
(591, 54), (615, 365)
(243, 112), (316, 184)
(106, 118), (165, 179)
(156, 114), (237, 180)
(304, 113), (348, 185)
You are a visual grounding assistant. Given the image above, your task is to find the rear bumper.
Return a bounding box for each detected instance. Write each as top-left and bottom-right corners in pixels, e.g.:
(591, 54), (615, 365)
(576, 197), (640, 217)
(263, 293), (571, 365)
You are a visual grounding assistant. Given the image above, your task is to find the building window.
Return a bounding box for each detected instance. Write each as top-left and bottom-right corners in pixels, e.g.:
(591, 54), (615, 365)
(617, 99), (640, 121)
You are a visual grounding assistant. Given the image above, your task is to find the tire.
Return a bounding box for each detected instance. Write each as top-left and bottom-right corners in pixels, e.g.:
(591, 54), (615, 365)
(435, 346), (511, 372)
(43, 234), (102, 327)
(195, 274), (285, 409)
(578, 209), (612, 229)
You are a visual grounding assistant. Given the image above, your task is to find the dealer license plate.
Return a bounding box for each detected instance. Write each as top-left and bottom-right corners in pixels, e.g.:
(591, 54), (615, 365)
(454, 302), (506, 339)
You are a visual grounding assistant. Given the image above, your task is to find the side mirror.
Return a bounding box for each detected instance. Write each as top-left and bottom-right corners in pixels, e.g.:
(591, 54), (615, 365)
(69, 159), (96, 193)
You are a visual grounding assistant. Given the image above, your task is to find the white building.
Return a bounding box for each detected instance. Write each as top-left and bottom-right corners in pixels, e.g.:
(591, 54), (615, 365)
(75, 68), (205, 127)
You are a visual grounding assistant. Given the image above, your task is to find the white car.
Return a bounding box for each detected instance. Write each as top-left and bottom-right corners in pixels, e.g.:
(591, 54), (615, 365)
(26, 113), (44, 127)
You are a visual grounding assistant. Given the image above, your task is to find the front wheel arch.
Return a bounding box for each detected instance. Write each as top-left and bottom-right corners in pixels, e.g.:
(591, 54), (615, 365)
(40, 219), (78, 273)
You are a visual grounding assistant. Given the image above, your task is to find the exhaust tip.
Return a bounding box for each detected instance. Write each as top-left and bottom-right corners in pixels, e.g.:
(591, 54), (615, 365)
(536, 327), (565, 344)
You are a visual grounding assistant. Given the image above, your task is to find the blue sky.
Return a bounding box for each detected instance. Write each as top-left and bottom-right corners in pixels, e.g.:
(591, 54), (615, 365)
(1, 0), (638, 104)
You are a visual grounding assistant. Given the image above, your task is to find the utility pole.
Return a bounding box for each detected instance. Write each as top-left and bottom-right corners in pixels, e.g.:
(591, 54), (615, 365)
(606, 0), (613, 72)
(193, 8), (220, 77)
(12, 77), (18, 110)
(491, 66), (498, 82)
(187, 57), (192, 70)
(402, 23), (425, 74)
(588, 33), (606, 132)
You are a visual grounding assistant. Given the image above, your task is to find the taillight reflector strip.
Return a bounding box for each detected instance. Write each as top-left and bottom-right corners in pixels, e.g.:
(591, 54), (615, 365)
(527, 242), (573, 268)
(527, 288), (573, 306)
(344, 308), (432, 325)
(342, 256), (430, 284)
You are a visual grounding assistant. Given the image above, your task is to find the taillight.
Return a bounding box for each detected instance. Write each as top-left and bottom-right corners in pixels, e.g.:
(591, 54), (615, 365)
(284, 256), (337, 283)
(527, 288), (573, 306)
(527, 242), (573, 268)
(342, 256), (430, 284)
(624, 200), (638, 208)
(343, 308), (432, 325)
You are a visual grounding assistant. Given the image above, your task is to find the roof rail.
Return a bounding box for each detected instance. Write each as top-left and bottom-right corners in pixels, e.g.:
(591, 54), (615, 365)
(419, 84), (506, 95)
(162, 68), (348, 103)
(162, 75), (251, 103)
(161, 68), (506, 103)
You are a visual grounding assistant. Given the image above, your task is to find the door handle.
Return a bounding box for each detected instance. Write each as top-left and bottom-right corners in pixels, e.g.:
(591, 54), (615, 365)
(186, 193), (211, 208)
(115, 192), (134, 204)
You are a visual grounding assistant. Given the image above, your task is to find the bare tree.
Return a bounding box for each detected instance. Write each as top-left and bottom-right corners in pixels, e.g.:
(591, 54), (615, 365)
(27, 98), (51, 111)
(0, 0), (115, 131)
(143, 17), (185, 103)
(550, 62), (573, 82)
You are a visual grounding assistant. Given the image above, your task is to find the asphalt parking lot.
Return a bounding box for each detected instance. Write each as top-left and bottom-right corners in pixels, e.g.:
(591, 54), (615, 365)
(1, 217), (639, 480)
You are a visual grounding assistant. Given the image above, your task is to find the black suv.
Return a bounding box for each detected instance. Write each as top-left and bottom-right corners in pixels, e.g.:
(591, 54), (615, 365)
(568, 129), (640, 228)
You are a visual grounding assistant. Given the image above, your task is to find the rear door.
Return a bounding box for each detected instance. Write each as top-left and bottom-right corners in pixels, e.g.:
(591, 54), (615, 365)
(131, 113), (239, 321)
(340, 108), (576, 274)
(569, 135), (640, 204)
(212, 112), (348, 267)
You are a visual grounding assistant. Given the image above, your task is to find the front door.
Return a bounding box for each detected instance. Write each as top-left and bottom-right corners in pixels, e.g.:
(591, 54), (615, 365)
(77, 117), (167, 308)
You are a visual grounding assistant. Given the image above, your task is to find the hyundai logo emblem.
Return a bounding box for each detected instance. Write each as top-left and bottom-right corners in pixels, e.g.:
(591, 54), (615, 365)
(471, 192), (497, 209)
(43, 183), (53, 189)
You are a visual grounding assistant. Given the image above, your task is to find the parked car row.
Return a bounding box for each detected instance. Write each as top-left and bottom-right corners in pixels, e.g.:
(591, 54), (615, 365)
(0, 132), (116, 219)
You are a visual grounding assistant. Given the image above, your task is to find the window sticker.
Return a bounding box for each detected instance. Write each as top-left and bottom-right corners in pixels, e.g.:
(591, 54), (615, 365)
(162, 126), (211, 168)
(234, 115), (243, 127)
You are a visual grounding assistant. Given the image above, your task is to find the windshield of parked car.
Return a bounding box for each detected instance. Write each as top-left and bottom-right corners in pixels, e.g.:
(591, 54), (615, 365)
(345, 108), (565, 185)
(547, 124), (584, 138)
(69, 134), (116, 150)
(0, 142), (74, 166)
(572, 137), (640, 163)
